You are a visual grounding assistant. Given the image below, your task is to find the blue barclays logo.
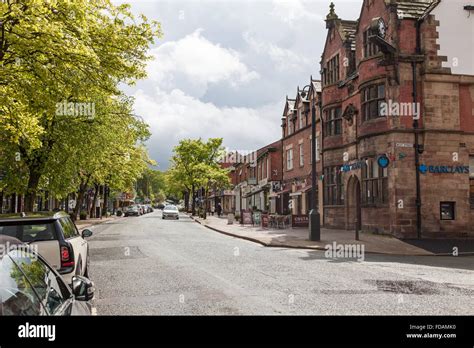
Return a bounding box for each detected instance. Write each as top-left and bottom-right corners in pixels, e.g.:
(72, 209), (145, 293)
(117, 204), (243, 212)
(419, 164), (469, 174)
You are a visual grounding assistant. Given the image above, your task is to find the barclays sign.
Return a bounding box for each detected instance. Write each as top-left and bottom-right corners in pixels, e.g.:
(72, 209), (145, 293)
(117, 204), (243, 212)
(419, 164), (469, 174)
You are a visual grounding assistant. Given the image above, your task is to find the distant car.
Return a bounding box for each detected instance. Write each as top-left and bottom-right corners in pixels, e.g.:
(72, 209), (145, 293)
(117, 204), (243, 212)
(0, 211), (92, 285)
(162, 205), (179, 220)
(124, 205), (141, 217)
(145, 205), (154, 213)
(157, 203), (165, 210)
(0, 235), (95, 315)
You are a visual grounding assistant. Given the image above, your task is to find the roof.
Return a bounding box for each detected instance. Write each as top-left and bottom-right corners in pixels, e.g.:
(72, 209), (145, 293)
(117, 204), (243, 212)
(0, 211), (69, 223)
(311, 79), (322, 93)
(339, 20), (357, 51)
(394, 0), (439, 19)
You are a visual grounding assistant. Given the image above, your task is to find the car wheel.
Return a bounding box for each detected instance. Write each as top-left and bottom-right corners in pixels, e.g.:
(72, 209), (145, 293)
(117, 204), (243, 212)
(162, 216), (165, 219)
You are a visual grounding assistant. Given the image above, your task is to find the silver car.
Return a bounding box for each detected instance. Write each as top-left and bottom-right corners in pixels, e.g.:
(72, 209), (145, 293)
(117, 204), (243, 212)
(162, 205), (179, 220)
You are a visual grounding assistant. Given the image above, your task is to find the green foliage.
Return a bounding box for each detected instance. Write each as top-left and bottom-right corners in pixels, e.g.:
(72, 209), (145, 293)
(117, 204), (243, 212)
(0, 0), (162, 208)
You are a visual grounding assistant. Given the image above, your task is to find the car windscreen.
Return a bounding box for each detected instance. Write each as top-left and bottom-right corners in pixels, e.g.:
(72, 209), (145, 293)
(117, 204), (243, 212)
(164, 206), (177, 211)
(0, 221), (57, 243)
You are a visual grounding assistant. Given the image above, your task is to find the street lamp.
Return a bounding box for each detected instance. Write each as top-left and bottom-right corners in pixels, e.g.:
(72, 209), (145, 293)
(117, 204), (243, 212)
(301, 85), (321, 241)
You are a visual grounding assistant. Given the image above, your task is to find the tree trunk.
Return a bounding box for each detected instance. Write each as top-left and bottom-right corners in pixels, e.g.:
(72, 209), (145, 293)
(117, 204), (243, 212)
(184, 190), (190, 213)
(91, 184), (99, 218)
(0, 190), (3, 214)
(24, 169), (41, 212)
(191, 185), (196, 216)
(72, 176), (91, 221)
(203, 186), (209, 220)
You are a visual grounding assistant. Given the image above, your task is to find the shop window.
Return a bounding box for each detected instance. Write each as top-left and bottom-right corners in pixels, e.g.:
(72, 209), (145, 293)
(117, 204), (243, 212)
(324, 166), (344, 206)
(362, 158), (388, 205)
(325, 107), (342, 136)
(361, 84), (385, 121)
(440, 202), (455, 221)
(470, 156), (474, 208)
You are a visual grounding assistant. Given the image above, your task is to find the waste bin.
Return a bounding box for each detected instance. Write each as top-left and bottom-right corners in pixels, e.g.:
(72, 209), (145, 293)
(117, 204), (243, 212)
(227, 213), (234, 225)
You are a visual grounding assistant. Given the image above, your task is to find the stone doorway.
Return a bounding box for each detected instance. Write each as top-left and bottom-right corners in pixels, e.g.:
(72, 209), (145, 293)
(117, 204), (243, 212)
(346, 175), (362, 231)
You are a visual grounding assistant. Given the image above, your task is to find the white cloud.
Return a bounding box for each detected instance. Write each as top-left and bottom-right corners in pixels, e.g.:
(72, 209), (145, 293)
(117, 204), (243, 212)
(134, 87), (281, 168)
(243, 32), (312, 72)
(146, 29), (259, 97)
(270, 0), (324, 26)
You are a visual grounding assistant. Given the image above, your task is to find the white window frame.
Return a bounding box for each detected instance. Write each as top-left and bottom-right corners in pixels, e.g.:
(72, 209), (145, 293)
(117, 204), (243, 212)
(299, 143), (304, 167)
(286, 149), (294, 170)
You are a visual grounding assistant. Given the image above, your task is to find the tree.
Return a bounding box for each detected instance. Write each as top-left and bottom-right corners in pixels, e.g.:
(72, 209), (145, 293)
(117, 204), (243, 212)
(0, 0), (161, 211)
(168, 138), (230, 217)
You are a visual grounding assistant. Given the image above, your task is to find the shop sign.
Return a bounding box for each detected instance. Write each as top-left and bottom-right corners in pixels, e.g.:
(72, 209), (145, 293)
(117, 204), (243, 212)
(419, 164), (469, 174)
(292, 215), (309, 227)
(341, 161), (365, 173)
(242, 211), (252, 225)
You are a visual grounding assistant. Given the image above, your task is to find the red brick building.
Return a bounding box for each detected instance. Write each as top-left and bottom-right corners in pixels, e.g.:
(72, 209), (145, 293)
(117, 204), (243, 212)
(320, 0), (474, 238)
(279, 78), (323, 218)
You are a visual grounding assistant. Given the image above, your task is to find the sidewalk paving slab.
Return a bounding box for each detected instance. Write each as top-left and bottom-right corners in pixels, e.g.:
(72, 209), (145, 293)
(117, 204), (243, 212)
(188, 214), (473, 256)
(75, 215), (121, 231)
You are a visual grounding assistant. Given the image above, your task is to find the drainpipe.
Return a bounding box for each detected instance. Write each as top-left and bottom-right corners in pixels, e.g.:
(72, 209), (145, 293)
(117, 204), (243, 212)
(413, 19), (422, 239)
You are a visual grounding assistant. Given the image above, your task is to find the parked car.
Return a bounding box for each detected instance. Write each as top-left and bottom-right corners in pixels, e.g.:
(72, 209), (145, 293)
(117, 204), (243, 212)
(145, 205), (154, 213)
(124, 205), (141, 217)
(157, 203), (165, 210)
(0, 235), (94, 315)
(0, 211), (92, 285)
(162, 205), (179, 220)
(141, 205), (147, 214)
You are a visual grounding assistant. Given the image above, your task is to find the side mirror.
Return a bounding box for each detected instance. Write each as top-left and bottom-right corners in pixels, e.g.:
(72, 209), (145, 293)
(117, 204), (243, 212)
(82, 229), (93, 238)
(72, 275), (95, 301)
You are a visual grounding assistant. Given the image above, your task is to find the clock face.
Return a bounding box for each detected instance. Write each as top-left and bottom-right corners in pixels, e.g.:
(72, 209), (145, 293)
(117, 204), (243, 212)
(378, 18), (386, 38)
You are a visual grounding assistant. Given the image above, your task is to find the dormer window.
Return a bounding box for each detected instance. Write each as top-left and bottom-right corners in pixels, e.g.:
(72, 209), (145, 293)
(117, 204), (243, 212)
(363, 28), (380, 58)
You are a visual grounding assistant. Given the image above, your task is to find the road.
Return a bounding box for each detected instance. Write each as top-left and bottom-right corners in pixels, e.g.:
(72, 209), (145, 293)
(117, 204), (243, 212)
(87, 211), (474, 315)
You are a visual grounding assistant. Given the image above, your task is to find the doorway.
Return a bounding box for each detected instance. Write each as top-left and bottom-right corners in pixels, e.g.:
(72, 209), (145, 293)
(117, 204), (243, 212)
(346, 175), (362, 231)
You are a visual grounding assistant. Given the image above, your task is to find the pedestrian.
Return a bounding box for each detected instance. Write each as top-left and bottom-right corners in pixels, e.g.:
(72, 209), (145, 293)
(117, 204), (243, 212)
(216, 203), (222, 217)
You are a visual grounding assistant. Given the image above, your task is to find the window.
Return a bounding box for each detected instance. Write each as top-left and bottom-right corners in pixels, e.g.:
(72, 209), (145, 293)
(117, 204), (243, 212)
(288, 118), (293, 135)
(0, 222), (56, 243)
(59, 217), (78, 239)
(286, 149), (293, 171)
(325, 55), (340, 85)
(440, 202), (455, 220)
(363, 28), (380, 58)
(267, 157), (270, 179)
(0, 254), (45, 315)
(470, 156), (474, 208)
(362, 158), (389, 205)
(325, 107), (342, 136)
(9, 249), (69, 315)
(361, 84), (385, 121)
(299, 143), (304, 167)
(324, 166), (344, 205)
(299, 110), (304, 130)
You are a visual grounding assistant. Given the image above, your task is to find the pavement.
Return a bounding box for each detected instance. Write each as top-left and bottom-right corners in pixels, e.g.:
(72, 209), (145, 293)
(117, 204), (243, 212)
(75, 215), (122, 231)
(87, 210), (474, 315)
(188, 214), (474, 256)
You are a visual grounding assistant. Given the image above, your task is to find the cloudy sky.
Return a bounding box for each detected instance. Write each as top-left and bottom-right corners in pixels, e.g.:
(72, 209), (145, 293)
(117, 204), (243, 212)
(114, 0), (362, 169)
